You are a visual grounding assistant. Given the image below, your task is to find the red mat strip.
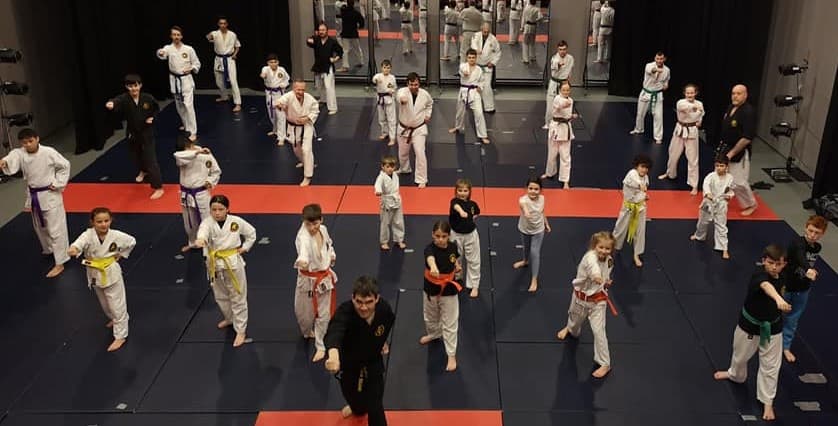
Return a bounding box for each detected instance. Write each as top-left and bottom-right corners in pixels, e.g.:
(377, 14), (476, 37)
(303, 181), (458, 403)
(60, 183), (778, 220)
(255, 410), (502, 426)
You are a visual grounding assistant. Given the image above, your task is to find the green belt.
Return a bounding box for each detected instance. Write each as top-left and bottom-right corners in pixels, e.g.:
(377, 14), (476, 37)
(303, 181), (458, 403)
(741, 308), (780, 348)
(642, 87), (662, 112)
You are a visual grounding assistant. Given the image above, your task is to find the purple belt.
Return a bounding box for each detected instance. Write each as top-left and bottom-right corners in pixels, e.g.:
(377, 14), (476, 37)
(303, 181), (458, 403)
(377, 93), (392, 106)
(266, 86), (284, 119)
(29, 186), (51, 227)
(217, 53), (233, 88)
(180, 185), (207, 228)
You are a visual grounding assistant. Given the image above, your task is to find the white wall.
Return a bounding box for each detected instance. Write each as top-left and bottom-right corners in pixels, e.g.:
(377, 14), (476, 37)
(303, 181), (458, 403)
(757, 0), (838, 176)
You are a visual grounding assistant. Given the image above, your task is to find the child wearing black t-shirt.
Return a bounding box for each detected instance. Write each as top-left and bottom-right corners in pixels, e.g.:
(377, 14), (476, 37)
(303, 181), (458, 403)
(782, 215), (828, 363)
(419, 220), (462, 372)
(449, 178), (482, 298)
(714, 245), (791, 421)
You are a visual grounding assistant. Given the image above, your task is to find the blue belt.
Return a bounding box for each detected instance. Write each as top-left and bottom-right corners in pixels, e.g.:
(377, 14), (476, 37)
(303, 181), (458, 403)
(29, 186), (51, 227)
(217, 53), (234, 88)
(180, 185), (207, 228)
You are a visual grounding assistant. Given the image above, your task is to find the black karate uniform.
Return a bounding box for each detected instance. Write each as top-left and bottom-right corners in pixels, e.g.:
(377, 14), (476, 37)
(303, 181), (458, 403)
(307, 36), (343, 74)
(324, 299), (395, 426)
(109, 93), (163, 189)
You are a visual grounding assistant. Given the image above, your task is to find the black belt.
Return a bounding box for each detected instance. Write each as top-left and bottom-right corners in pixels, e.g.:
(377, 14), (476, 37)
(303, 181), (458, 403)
(552, 117), (570, 123)
(550, 76), (567, 84)
(377, 93), (392, 106)
(445, 22), (459, 26)
(402, 20), (412, 24)
(526, 21), (537, 25)
(169, 71), (191, 96)
(287, 121), (308, 143)
(600, 24), (613, 28)
(420, 8), (427, 11)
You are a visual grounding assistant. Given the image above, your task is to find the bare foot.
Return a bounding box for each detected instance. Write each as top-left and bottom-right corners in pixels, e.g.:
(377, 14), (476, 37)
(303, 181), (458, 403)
(217, 319), (233, 329)
(763, 404), (776, 421)
(276, 140), (285, 146)
(233, 333), (247, 347)
(657, 173), (670, 180)
(722, 250), (730, 260)
(180, 244), (193, 253)
(150, 189), (165, 200)
(232, 105), (242, 112)
(417, 183), (426, 188)
(267, 131), (276, 136)
(388, 139), (395, 146)
(448, 128), (459, 134)
(378, 134), (388, 141)
(469, 288), (479, 298)
(215, 97), (227, 102)
(783, 349), (796, 363)
(312, 350), (326, 362)
(592, 365), (610, 378)
(446, 355), (458, 372)
(690, 187), (698, 196)
(300, 177), (311, 187)
(341, 405), (353, 418)
(713, 370), (730, 380)
(107, 338), (126, 352)
(188, 134), (197, 142)
(295, 162), (303, 168)
(513, 260), (528, 269)
(556, 327), (569, 340)
(304, 331), (315, 339)
(690, 234), (700, 241)
(397, 242), (407, 249)
(419, 335), (437, 345)
(540, 174), (553, 180)
(633, 254), (643, 267)
(528, 278), (538, 293)
(740, 205), (757, 216)
(563, 182), (570, 189)
(45, 264), (64, 278)
(481, 138), (491, 144)
(105, 320), (114, 328)
(381, 243), (390, 250)
(135, 171), (146, 183)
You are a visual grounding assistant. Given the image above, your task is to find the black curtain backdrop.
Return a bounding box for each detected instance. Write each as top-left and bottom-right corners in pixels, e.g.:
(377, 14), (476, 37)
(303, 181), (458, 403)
(607, 0), (774, 145)
(812, 65), (838, 199)
(69, 0), (291, 153)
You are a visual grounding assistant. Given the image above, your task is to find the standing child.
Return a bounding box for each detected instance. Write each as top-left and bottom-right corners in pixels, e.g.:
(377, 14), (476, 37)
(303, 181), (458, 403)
(448, 49), (490, 144)
(420, 221), (463, 372)
(514, 176), (551, 292)
(67, 207), (136, 352)
(542, 82), (576, 188)
(557, 231), (617, 378)
(659, 84), (704, 194)
(157, 26), (201, 139)
(714, 245), (791, 422)
(690, 156), (734, 259)
(260, 54), (290, 144)
(174, 132), (221, 252)
(782, 215), (828, 363)
(375, 156), (406, 250)
(196, 195), (256, 348)
(399, 1), (414, 55)
(294, 204), (339, 363)
(0, 128), (70, 278)
(449, 178), (482, 298)
(372, 60), (398, 146)
(612, 154), (651, 268)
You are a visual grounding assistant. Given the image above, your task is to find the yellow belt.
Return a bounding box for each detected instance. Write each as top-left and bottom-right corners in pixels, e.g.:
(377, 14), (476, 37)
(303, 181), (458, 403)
(82, 257), (117, 287)
(208, 248), (242, 294)
(623, 201), (644, 244)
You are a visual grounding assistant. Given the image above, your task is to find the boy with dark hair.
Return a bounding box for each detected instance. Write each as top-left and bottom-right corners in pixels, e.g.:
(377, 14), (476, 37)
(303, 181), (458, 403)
(612, 154), (652, 267)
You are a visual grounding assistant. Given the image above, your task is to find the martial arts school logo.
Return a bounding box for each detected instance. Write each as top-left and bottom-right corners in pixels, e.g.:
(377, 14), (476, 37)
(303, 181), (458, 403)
(230, 222), (239, 232)
(181, 53), (188, 59)
(374, 325), (385, 337)
(449, 253), (457, 264)
(205, 160), (213, 168)
(108, 242), (118, 252)
(278, 72), (284, 78)
(607, 257), (614, 268)
(387, 83), (394, 89)
(731, 119), (738, 128)
(142, 102), (151, 110)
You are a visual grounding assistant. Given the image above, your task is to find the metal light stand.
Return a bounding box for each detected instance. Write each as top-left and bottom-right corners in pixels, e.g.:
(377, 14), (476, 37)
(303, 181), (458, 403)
(768, 64), (809, 183)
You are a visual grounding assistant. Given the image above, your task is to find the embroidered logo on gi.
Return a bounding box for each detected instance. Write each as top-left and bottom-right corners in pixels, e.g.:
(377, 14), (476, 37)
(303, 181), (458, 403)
(181, 53), (188, 59)
(387, 83), (394, 88)
(142, 102), (150, 110)
(108, 242), (118, 252)
(470, 207), (475, 215)
(374, 325), (385, 336)
(449, 253), (457, 264)
(731, 119), (738, 128)
(607, 257), (614, 268)
(278, 72), (284, 78)
(205, 160), (213, 168)
(231, 222), (239, 232)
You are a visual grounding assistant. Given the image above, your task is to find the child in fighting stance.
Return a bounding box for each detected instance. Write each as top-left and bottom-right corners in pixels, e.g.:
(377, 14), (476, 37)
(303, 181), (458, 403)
(514, 176), (551, 292)
(449, 178), (482, 298)
(613, 154), (651, 267)
(690, 156), (734, 259)
(374, 156), (406, 250)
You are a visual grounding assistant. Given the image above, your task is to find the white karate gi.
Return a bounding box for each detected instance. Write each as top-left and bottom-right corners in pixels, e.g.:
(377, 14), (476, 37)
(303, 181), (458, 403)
(399, 5), (414, 53)
(596, 3), (614, 62)
(564, 250), (613, 367)
(471, 31), (502, 112)
(2, 145), (70, 266)
(372, 73), (398, 141)
(375, 171), (405, 244)
(396, 87), (434, 185)
(277, 91), (320, 179)
(294, 223), (338, 352)
(157, 43), (201, 136)
(70, 228), (136, 340)
(664, 99), (704, 188)
(632, 62), (671, 142)
(261, 65), (290, 140)
(590, 1), (601, 45)
(459, 6), (483, 59)
(198, 214), (256, 335)
(418, 0), (428, 43)
(508, 0), (522, 44)
(453, 63), (488, 139)
(544, 52), (574, 126)
(371, 0), (383, 40)
(694, 171), (734, 251)
(613, 169), (648, 255)
(546, 94), (574, 183)
(726, 325), (782, 406)
(175, 148), (221, 247)
(496, 0), (507, 22)
(208, 30), (242, 105)
(481, 0), (494, 22)
(314, 0), (326, 21)
(730, 152), (757, 211)
(443, 6), (460, 59)
(520, 3), (542, 62)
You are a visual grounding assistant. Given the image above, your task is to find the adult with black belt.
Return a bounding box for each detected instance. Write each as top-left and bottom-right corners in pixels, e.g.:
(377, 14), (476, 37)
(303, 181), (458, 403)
(719, 84), (758, 216)
(324, 276), (395, 426)
(306, 23), (343, 115)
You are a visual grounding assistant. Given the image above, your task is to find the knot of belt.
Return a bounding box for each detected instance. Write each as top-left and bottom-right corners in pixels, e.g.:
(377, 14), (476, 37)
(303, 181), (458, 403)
(677, 121), (698, 138)
(299, 268), (338, 318)
(623, 201), (645, 244)
(287, 121), (308, 143)
(377, 92), (392, 106)
(266, 87), (284, 118)
(550, 76), (567, 84)
(460, 84), (479, 107)
(217, 53), (234, 88)
(208, 248), (243, 294)
(82, 256), (117, 288)
(741, 308), (780, 348)
(169, 71), (191, 98)
(642, 87), (662, 111)
(574, 289), (618, 316)
(28, 185), (51, 227)
(424, 269), (463, 298)
(399, 121), (425, 143)
(180, 185), (207, 228)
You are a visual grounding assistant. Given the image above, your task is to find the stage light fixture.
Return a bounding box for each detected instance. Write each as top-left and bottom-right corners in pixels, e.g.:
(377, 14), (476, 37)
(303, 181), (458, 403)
(774, 95), (802, 107)
(770, 122), (795, 138)
(5, 112), (33, 127)
(1, 81), (28, 96)
(0, 48), (22, 63)
(778, 63), (808, 76)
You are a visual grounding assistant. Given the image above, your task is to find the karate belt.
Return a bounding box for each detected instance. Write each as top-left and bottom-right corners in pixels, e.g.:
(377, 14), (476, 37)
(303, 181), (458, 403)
(550, 76), (568, 84)
(376, 92), (392, 106)
(423, 270), (463, 299)
(741, 308), (781, 348)
(445, 22), (459, 26)
(574, 289), (618, 316)
(398, 121), (426, 144)
(208, 248), (243, 294)
(28, 185), (50, 227)
(299, 268), (338, 319)
(623, 201), (644, 244)
(460, 84), (479, 107)
(169, 71), (191, 100)
(286, 121), (308, 145)
(402, 20), (412, 24)
(551, 116), (571, 137)
(642, 87), (663, 112)
(676, 121), (698, 138)
(600, 24), (613, 28)
(357, 366), (368, 392)
(525, 20), (538, 26)
(266, 86), (284, 120)
(217, 53), (233, 88)
(82, 256), (117, 288)
(180, 185), (207, 228)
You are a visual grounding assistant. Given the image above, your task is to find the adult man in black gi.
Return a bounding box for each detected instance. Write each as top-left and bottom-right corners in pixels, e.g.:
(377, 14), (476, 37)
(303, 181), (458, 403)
(324, 275), (395, 426)
(306, 23), (343, 115)
(718, 84), (758, 216)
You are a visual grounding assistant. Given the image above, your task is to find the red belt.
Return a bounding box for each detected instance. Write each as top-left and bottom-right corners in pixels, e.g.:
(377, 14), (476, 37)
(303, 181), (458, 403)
(574, 289), (618, 316)
(300, 268), (337, 318)
(424, 270), (463, 297)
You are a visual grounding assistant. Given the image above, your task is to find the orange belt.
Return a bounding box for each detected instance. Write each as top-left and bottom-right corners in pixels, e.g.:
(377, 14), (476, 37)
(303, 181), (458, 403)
(300, 268), (337, 318)
(574, 289), (618, 316)
(424, 270), (463, 296)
